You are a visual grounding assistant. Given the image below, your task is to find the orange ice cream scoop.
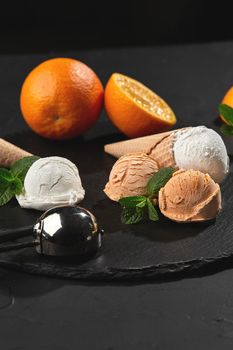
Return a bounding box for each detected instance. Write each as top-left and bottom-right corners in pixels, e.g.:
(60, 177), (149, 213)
(158, 169), (221, 222)
(104, 152), (159, 201)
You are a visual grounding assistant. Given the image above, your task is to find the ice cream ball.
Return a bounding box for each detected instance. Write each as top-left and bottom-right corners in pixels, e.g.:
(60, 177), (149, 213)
(158, 169), (221, 222)
(173, 126), (229, 183)
(104, 152), (159, 201)
(16, 156), (85, 210)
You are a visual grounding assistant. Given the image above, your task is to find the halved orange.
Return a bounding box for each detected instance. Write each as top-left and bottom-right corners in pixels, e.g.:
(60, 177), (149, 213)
(104, 73), (176, 138)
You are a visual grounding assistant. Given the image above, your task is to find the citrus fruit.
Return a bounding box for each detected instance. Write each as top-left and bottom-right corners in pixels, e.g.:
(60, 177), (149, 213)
(221, 86), (233, 124)
(20, 58), (104, 140)
(104, 73), (176, 138)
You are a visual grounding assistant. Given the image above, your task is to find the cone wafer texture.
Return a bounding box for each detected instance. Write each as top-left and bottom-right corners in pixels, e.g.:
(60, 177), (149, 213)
(0, 138), (32, 167)
(104, 130), (175, 159)
(147, 133), (176, 168)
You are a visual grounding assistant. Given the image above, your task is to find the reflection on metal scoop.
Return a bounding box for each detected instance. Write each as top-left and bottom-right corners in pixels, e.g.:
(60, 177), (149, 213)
(0, 206), (103, 258)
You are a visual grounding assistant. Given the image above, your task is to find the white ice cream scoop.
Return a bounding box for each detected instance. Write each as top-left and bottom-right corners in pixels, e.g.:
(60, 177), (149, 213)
(173, 126), (229, 183)
(16, 156), (85, 210)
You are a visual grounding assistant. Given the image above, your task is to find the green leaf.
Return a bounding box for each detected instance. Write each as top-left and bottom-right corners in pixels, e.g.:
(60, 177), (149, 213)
(0, 168), (23, 196)
(0, 169), (13, 192)
(136, 198), (147, 208)
(147, 198), (159, 221)
(0, 156), (38, 206)
(9, 177), (23, 195)
(119, 196), (147, 208)
(0, 168), (14, 181)
(0, 169), (15, 205)
(220, 124), (233, 136)
(147, 167), (175, 197)
(0, 184), (14, 206)
(219, 104), (233, 126)
(121, 206), (145, 224)
(0, 175), (14, 206)
(11, 156), (40, 182)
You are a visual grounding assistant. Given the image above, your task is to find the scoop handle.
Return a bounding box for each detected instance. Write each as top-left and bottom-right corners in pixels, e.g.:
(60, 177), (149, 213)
(0, 225), (33, 243)
(0, 240), (39, 253)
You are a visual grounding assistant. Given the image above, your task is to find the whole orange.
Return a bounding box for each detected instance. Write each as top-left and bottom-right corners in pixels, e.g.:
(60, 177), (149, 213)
(221, 86), (233, 124)
(20, 58), (104, 139)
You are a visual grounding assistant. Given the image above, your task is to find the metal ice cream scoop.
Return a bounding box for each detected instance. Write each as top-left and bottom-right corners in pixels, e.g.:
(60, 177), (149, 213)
(0, 205), (103, 258)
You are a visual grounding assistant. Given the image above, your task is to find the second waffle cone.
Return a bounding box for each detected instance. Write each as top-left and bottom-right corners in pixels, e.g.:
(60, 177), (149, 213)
(0, 138), (32, 168)
(104, 130), (177, 168)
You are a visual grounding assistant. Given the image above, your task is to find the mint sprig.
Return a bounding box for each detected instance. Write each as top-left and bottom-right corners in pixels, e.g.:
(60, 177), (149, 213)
(0, 156), (39, 206)
(147, 167), (174, 197)
(121, 206), (145, 224)
(147, 198), (159, 221)
(119, 167), (175, 224)
(219, 103), (233, 135)
(0, 169), (17, 205)
(119, 196), (147, 208)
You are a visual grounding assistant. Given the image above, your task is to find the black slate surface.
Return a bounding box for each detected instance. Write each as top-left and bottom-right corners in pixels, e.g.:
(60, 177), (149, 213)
(0, 123), (231, 280)
(1, 42), (233, 280)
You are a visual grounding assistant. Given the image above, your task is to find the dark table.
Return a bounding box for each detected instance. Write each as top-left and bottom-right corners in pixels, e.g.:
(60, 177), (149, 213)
(1, 42), (233, 349)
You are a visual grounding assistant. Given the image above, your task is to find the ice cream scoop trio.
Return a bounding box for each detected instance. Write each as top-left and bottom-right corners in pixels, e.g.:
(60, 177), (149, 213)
(105, 126), (229, 183)
(104, 126), (228, 223)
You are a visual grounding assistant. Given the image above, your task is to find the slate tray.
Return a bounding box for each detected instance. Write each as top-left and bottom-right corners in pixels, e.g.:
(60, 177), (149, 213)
(0, 130), (232, 281)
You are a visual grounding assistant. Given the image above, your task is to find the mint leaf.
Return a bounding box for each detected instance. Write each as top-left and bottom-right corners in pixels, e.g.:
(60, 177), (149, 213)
(147, 198), (159, 221)
(0, 166), (24, 206)
(121, 206), (145, 224)
(9, 177), (23, 195)
(0, 156), (39, 206)
(147, 167), (175, 197)
(0, 169), (12, 192)
(0, 169), (17, 205)
(119, 196), (146, 224)
(219, 104), (233, 126)
(0, 186), (14, 206)
(0, 168), (23, 196)
(0, 168), (14, 181)
(11, 156), (40, 182)
(119, 196), (147, 208)
(136, 198), (147, 208)
(220, 124), (233, 136)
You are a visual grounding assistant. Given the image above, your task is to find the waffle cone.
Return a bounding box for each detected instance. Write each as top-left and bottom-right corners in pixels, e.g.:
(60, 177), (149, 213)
(0, 138), (32, 167)
(104, 131), (174, 159)
(148, 133), (176, 168)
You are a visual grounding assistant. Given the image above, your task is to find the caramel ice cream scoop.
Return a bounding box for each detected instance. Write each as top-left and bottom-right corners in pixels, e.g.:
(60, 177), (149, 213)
(158, 169), (221, 222)
(104, 153), (159, 201)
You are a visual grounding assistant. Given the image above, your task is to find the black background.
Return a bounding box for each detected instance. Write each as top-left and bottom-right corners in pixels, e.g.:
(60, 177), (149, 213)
(1, 0), (233, 53)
